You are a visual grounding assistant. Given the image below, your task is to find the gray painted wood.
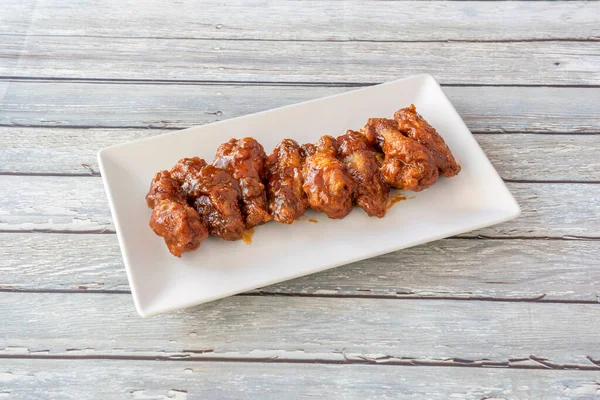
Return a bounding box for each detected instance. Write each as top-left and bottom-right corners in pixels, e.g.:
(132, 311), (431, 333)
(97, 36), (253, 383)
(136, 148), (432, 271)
(3, 36), (599, 85)
(2, 293), (600, 367)
(1, 176), (598, 238)
(3, 0), (600, 394)
(2, 129), (600, 181)
(2, 233), (599, 302)
(2, 359), (600, 400)
(1, 83), (599, 133)
(2, 0), (597, 41)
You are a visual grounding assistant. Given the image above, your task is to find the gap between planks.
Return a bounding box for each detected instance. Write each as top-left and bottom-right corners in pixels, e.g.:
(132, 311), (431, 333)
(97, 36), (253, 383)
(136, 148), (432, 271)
(3, 76), (600, 89)
(1, 229), (599, 240)
(1, 125), (599, 136)
(0, 287), (597, 305)
(3, 359), (600, 400)
(0, 352), (599, 371)
(1, 33), (600, 43)
(5, 126), (600, 135)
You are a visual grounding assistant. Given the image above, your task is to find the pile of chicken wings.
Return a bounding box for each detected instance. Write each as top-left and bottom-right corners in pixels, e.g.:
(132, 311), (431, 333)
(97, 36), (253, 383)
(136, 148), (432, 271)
(146, 104), (461, 257)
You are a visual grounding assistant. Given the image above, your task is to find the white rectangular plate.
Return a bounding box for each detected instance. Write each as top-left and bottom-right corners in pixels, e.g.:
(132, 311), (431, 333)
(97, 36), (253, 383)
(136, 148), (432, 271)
(98, 74), (520, 317)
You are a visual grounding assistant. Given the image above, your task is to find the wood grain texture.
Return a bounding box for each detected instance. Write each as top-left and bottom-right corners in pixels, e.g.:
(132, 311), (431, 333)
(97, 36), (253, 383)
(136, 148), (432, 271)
(2, 359), (600, 400)
(2, 0), (600, 394)
(1, 83), (599, 133)
(2, 233), (599, 302)
(3, 128), (600, 181)
(1, 176), (598, 237)
(2, 0), (598, 41)
(3, 36), (600, 85)
(2, 293), (600, 367)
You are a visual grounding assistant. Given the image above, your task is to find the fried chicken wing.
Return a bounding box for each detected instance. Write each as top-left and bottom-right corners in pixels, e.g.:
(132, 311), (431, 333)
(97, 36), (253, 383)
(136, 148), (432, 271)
(170, 157), (208, 186)
(145, 103), (462, 257)
(213, 138), (272, 228)
(182, 164), (245, 241)
(364, 118), (438, 192)
(302, 135), (355, 219)
(145, 170), (187, 208)
(265, 139), (309, 224)
(394, 104), (461, 177)
(337, 130), (389, 217)
(150, 200), (209, 257)
(146, 170), (208, 256)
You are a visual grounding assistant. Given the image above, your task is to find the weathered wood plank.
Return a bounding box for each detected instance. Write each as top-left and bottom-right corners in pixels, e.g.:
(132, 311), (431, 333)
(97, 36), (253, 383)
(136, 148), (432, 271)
(2, 1), (597, 394)
(1, 83), (598, 133)
(2, 359), (600, 400)
(1, 176), (598, 238)
(1, 293), (599, 367)
(3, 127), (599, 181)
(3, 37), (599, 85)
(2, 0), (598, 41)
(2, 233), (599, 302)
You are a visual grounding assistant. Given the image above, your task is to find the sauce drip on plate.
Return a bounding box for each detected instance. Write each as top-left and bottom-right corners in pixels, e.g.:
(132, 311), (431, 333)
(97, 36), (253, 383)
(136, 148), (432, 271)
(387, 192), (407, 209)
(242, 228), (255, 245)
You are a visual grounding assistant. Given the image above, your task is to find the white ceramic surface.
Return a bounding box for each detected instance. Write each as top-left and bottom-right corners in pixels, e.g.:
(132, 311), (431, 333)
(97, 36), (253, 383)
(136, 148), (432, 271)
(98, 74), (520, 317)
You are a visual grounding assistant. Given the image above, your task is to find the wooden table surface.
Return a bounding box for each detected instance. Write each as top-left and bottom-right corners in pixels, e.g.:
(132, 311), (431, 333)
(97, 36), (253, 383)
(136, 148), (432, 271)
(2, 1), (600, 398)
